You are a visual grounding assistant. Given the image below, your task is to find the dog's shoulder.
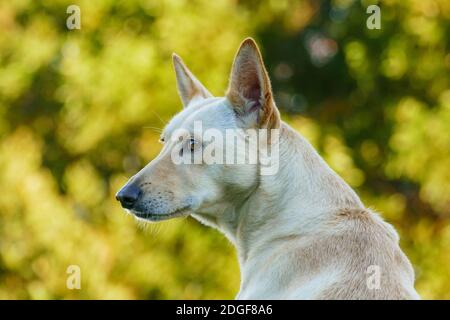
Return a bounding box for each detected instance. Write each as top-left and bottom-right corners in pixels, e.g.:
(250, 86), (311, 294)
(331, 207), (399, 243)
(309, 207), (419, 299)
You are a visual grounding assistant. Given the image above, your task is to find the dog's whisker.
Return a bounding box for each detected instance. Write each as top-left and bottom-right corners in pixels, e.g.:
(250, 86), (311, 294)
(148, 109), (168, 126)
(147, 222), (163, 236)
(142, 126), (163, 133)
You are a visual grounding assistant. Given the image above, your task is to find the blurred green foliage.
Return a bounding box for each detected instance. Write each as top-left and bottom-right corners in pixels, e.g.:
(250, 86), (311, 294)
(0, 0), (449, 299)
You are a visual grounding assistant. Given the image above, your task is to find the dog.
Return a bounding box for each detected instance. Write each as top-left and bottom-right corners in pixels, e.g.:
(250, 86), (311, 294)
(116, 38), (419, 299)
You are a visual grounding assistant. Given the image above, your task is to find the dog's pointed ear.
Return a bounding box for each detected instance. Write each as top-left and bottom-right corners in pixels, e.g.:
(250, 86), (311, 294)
(172, 53), (213, 108)
(226, 38), (280, 129)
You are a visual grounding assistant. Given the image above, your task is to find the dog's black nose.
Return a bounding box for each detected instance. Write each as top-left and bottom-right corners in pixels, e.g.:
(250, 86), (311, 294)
(116, 184), (142, 209)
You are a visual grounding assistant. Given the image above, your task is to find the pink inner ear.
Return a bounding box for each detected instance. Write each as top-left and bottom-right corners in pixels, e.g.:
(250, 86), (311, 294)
(247, 82), (261, 102)
(240, 66), (261, 107)
(245, 83), (261, 111)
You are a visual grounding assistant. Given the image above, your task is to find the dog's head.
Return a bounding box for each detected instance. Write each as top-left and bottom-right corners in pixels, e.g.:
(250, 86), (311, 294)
(116, 38), (281, 222)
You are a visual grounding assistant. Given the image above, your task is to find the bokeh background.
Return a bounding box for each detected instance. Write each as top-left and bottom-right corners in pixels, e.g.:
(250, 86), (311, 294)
(0, 0), (449, 299)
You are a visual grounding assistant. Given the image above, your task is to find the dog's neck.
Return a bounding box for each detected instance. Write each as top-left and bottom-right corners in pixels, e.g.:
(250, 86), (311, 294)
(192, 121), (363, 262)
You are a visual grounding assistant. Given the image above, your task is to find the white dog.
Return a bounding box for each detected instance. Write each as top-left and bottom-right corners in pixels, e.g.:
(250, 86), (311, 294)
(117, 38), (419, 299)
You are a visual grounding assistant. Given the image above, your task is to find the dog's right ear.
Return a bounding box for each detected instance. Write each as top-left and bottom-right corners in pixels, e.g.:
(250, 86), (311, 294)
(172, 53), (213, 108)
(226, 38), (280, 129)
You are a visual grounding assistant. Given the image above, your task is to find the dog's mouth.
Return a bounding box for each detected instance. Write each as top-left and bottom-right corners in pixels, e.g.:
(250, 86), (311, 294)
(131, 206), (191, 222)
